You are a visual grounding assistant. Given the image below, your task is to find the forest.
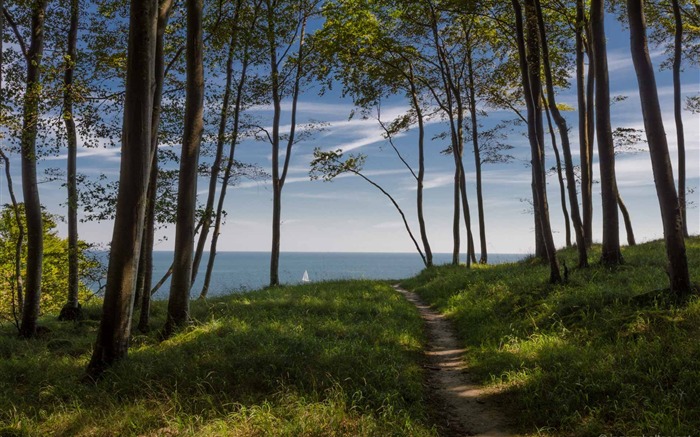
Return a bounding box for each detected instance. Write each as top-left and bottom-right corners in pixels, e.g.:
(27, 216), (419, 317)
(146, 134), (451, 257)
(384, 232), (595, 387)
(0, 0), (698, 435)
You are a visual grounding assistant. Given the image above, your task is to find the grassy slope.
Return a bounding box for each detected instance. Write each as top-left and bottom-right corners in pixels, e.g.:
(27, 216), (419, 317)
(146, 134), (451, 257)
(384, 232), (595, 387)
(401, 237), (700, 436)
(0, 281), (436, 436)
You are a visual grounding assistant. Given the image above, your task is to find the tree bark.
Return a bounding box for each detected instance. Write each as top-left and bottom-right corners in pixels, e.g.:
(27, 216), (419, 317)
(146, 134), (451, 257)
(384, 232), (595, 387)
(671, 0), (688, 237)
(191, 0), (243, 286)
(19, 0), (48, 338)
(617, 192), (635, 246)
(544, 100), (571, 247)
(591, 0), (622, 266)
(164, 0), (204, 335)
(452, 165), (461, 265)
(514, 0), (561, 283)
(60, 0), (81, 321)
(87, 0), (157, 377)
(577, 0), (594, 249)
(408, 71), (433, 267)
(466, 49), (487, 264)
(626, 0), (691, 295)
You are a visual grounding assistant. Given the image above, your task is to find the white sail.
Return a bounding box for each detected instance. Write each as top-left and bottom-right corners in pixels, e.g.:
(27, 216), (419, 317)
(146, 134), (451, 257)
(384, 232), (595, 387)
(302, 270), (310, 283)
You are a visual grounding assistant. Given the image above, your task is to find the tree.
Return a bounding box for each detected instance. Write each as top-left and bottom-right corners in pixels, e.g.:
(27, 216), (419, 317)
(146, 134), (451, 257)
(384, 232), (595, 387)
(87, 0), (157, 377)
(262, 0), (319, 287)
(4, 0), (50, 338)
(59, 0), (82, 321)
(591, 0), (622, 266)
(626, 0), (692, 295)
(512, 0), (561, 283)
(163, 0), (205, 336)
(535, 0), (588, 268)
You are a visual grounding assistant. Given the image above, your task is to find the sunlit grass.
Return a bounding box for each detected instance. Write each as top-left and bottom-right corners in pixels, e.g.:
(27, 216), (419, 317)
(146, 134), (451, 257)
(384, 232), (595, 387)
(402, 236), (700, 436)
(0, 280), (436, 436)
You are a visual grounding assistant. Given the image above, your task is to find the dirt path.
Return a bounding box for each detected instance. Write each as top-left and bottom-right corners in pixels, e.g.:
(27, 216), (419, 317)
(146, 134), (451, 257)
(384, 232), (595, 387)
(393, 285), (514, 437)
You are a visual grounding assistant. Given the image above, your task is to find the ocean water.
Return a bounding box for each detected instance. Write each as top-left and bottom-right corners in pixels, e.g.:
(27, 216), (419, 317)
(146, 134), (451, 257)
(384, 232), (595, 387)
(136, 251), (525, 299)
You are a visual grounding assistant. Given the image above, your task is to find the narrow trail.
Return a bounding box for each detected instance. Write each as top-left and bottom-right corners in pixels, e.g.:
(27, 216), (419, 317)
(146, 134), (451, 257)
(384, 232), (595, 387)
(393, 285), (515, 437)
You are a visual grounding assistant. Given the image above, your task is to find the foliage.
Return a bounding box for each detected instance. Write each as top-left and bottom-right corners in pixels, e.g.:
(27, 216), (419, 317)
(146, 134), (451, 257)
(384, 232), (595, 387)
(401, 237), (700, 435)
(0, 204), (101, 324)
(0, 281), (435, 436)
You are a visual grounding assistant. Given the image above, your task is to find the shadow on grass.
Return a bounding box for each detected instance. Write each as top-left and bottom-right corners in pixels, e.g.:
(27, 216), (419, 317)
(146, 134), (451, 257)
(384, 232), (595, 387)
(0, 280), (436, 436)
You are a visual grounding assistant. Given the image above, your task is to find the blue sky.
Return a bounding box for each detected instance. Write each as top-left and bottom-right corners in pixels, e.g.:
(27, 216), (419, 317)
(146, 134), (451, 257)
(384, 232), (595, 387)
(2, 16), (698, 257)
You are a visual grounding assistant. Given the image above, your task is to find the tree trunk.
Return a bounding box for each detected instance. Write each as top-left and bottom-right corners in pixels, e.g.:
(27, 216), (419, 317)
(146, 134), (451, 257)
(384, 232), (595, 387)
(135, 0), (174, 326)
(466, 51), (488, 264)
(617, 192), (635, 246)
(591, 0), (622, 266)
(585, 23), (596, 248)
(536, 0), (588, 267)
(60, 0), (82, 321)
(409, 73), (433, 267)
(577, 0), (594, 249)
(627, 0), (691, 295)
(544, 100), (572, 247)
(164, 0), (204, 336)
(0, 1), (25, 323)
(452, 165), (461, 265)
(86, 0), (157, 377)
(514, 0), (561, 283)
(191, 0), (242, 286)
(671, 0), (688, 237)
(19, 0), (48, 338)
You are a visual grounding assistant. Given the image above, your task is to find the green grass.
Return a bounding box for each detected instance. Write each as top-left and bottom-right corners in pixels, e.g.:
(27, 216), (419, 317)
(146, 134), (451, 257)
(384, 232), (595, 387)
(0, 281), (437, 436)
(401, 236), (700, 436)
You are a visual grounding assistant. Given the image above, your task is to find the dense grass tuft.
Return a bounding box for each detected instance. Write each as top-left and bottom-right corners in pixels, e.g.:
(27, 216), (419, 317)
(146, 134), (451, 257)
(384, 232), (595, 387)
(402, 237), (700, 435)
(0, 281), (436, 436)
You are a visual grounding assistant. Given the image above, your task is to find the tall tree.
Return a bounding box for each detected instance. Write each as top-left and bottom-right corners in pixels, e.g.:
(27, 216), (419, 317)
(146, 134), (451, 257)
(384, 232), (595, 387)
(513, 0), (561, 283)
(576, 0), (594, 248)
(87, 0), (158, 377)
(6, 0), (50, 338)
(590, 0), (622, 265)
(626, 0), (692, 295)
(164, 0), (205, 335)
(671, 0), (688, 237)
(264, 0), (317, 287)
(535, 0), (588, 267)
(59, 0), (82, 321)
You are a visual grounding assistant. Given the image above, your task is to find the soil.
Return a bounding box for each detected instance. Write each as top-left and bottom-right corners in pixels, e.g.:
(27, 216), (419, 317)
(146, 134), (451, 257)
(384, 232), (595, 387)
(394, 285), (516, 437)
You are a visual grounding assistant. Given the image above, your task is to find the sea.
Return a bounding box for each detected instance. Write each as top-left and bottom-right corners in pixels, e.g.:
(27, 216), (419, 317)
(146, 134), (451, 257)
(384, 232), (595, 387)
(91, 251), (525, 299)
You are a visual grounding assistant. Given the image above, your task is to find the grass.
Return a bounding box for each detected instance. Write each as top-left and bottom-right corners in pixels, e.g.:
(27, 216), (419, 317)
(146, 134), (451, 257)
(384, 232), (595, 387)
(0, 280), (437, 436)
(401, 236), (700, 436)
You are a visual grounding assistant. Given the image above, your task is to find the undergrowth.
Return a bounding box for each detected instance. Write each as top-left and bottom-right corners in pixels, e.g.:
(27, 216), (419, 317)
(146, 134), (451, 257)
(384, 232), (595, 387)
(0, 281), (436, 436)
(402, 236), (700, 436)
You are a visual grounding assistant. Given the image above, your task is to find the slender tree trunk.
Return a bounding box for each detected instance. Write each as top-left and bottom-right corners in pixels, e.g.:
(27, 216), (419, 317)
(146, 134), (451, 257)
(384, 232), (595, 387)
(19, 0), (48, 338)
(536, 0), (588, 266)
(164, 0), (204, 335)
(452, 165), (461, 265)
(60, 0), (81, 321)
(137, 155), (158, 332)
(671, 0), (688, 237)
(591, 0), (622, 266)
(544, 100), (571, 247)
(627, 0), (691, 295)
(268, 7), (307, 287)
(0, 1), (24, 320)
(617, 192), (635, 246)
(87, 0), (157, 377)
(135, 0), (174, 325)
(409, 74), (433, 267)
(191, 0), (242, 286)
(514, 0), (561, 283)
(466, 57), (487, 264)
(585, 26), (596, 248)
(577, 0), (594, 249)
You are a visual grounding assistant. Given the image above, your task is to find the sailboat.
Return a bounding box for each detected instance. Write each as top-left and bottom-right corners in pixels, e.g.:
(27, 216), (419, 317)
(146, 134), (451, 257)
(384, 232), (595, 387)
(301, 270), (310, 283)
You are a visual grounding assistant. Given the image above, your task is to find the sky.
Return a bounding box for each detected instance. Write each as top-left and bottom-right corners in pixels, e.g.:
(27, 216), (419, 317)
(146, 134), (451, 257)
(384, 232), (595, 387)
(2, 14), (698, 258)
